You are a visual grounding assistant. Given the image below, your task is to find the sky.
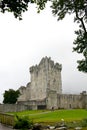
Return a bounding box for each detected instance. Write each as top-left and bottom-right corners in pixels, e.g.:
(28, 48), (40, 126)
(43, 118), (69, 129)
(0, 3), (87, 103)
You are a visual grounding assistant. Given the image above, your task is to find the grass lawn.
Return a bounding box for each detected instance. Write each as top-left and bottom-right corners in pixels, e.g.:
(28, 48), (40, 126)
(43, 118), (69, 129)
(8, 109), (87, 123)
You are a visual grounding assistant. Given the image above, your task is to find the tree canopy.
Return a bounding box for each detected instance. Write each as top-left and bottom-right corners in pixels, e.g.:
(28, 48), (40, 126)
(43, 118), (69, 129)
(0, 0), (87, 72)
(3, 89), (20, 104)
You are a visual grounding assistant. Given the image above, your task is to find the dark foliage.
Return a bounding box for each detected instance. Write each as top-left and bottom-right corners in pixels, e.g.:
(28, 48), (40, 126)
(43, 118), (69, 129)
(14, 115), (33, 129)
(0, 0), (35, 20)
(3, 89), (20, 104)
(82, 118), (87, 127)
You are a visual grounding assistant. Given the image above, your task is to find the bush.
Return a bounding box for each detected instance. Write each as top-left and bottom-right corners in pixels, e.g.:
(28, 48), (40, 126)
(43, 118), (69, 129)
(14, 115), (33, 129)
(82, 118), (87, 127)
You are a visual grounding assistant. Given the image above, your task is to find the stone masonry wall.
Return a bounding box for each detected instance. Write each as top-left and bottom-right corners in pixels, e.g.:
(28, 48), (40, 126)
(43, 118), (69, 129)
(47, 91), (57, 109)
(29, 57), (62, 101)
(57, 94), (82, 109)
(17, 57), (87, 110)
(18, 86), (27, 102)
(0, 104), (28, 112)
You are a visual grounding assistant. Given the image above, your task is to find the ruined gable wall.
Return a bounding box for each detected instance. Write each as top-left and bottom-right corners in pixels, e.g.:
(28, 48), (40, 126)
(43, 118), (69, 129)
(25, 82), (31, 100)
(18, 86), (27, 102)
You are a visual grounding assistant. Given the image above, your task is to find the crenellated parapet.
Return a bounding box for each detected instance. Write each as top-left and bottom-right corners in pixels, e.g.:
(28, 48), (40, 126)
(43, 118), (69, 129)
(30, 57), (62, 73)
(30, 66), (36, 73)
(55, 63), (62, 71)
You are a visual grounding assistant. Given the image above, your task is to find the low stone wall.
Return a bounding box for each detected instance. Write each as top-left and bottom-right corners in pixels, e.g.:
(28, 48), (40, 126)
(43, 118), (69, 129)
(0, 104), (28, 112)
(0, 113), (14, 126)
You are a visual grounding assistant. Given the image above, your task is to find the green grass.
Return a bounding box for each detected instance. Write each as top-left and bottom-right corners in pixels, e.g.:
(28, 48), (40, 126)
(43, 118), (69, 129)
(9, 110), (46, 116)
(7, 109), (87, 123)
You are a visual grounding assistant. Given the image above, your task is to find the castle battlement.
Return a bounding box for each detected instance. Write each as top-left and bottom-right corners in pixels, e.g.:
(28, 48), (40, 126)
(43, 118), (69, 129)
(30, 57), (62, 73)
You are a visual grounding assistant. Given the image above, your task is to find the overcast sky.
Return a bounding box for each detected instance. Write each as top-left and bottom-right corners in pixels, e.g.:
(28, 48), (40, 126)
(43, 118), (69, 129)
(0, 4), (87, 103)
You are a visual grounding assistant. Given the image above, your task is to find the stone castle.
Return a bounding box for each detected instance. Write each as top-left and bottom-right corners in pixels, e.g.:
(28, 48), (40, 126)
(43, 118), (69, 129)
(17, 57), (87, 110)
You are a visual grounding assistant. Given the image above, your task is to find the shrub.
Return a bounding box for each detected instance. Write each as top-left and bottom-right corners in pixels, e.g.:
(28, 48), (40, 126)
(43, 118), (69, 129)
(82, 118), (87, 127)
(14, 115), (33, 129)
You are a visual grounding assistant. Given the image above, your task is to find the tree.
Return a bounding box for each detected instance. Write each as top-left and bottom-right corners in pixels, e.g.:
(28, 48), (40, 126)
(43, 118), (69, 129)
(0, 0), (47, 20)
(0, 0), (87, 72)
(50, 0), (87, 72)
(0, 0), (32, 20)
(3, 89), (20, 104)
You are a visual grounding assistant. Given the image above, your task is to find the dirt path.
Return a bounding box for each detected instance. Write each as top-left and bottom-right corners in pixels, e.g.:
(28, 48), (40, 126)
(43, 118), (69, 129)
(0, 123), (13, 130)
(22, 111), (52, 117)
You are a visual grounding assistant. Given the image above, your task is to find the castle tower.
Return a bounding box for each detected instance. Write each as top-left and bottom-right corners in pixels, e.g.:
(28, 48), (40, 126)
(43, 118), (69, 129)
(29, 57), (62, 101)
(17, 57), (87, 110)
(17, 57), (62, 109)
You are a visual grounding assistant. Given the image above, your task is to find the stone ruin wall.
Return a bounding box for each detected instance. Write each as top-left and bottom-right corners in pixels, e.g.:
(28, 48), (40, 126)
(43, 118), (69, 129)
(46, 90), (58, 109)
(17, 57), (87, 110)
(57, 94), (82, 109)
(0, 57), (87, 112)
(18, 86), (27, 102)
(18, 83), (31, 102)
(47, 92), (87, 109)
(0, 92), (87, 113)
(0, 104), (28, 112)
